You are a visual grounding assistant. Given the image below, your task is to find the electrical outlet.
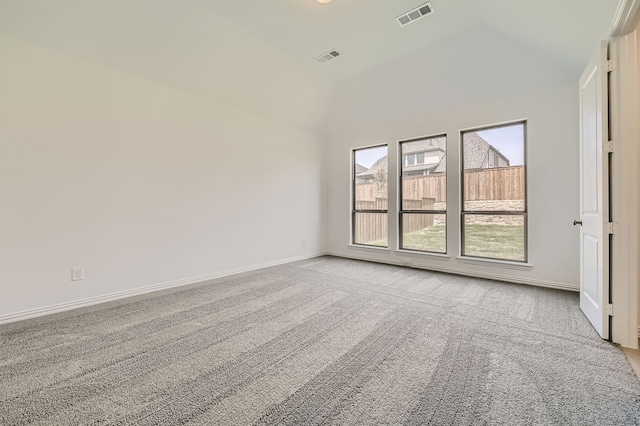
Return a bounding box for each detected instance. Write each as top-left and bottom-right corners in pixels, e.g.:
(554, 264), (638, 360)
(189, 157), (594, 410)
(71, 267), (84, 281)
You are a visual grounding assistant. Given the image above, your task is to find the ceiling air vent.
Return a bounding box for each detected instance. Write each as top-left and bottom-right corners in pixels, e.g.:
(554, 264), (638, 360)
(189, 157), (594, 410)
(396, 2), (434, 27)
(315, 49), (340, 64)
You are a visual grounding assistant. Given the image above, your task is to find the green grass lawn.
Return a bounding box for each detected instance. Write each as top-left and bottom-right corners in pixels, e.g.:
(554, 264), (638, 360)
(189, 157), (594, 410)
(369, 224), (525, 261)
(462, 224), (525, 261)
(401, 225), (446, 253)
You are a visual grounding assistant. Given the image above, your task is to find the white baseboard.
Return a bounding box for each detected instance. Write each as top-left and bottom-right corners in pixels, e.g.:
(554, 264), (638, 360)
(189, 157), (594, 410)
(326, 251), (579, 292)
(0, 251), (581, 325)
(0, 252), (326, 325)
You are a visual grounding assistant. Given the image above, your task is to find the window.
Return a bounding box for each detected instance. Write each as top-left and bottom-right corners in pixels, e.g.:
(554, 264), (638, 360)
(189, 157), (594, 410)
(406, 154), (416, 165)
(399, 135), (447, 253)
(352, 145), (388, 247)
(461, 122), (526, 262)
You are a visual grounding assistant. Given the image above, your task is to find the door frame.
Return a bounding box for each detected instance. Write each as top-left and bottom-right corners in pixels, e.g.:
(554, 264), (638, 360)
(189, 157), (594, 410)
(609, 0), (640, 348)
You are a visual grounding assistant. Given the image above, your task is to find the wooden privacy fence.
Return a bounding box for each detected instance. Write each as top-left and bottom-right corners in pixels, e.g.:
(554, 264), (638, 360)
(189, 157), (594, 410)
(354, 199), (388, 243)
(464, 166), (524, 201)
(355, 199), (388, 211)
(354, 199), (438, 243)
(355, 166), (524, 203)
(401, 198), (435, 233)
(401, 175), (446, 202)
(354, 166), (524, 243)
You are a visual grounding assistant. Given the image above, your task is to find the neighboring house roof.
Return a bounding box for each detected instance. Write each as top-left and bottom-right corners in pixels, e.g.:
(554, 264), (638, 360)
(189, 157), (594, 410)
(433, 154), (446, 173)
(403, 136), (446, 153)
(463, 133), (510, 169)
(463, 133), (490, 169)
(355, 163), (368, 174)
(357, 137), (447, 179)
(356, 156), (387, 180)
(356, 134), (510, 180)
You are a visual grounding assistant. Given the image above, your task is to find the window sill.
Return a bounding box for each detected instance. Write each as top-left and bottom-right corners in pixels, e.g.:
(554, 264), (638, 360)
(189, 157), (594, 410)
(396, 249), (450, 261)
(348, 244), (390, 252)
(456, 256), (533, 270)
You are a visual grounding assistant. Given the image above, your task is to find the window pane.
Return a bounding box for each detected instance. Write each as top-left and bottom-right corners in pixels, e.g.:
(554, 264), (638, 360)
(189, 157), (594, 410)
(401, 136), (446, 210)
(400, 213), (446, 253)
(462, 123), (524, 211)
(354, 213), (388, 247)
(353, 145), (388, 247)
(463, 214), (525, 261)
(354, 146), (388, 204)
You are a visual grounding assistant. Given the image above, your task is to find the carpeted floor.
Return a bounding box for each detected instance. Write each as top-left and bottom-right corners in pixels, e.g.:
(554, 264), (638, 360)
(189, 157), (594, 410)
(1, 256), (639, 425)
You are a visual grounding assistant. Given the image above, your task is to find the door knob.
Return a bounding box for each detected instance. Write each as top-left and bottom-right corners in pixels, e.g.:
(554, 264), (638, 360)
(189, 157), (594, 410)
(573, 220), (582, 226)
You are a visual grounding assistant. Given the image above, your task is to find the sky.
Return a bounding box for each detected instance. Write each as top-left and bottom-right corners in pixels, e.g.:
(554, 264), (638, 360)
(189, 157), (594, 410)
(354, 123), (524, 169)
(475, 124), (524, 166)
(355, 145), (388, 169)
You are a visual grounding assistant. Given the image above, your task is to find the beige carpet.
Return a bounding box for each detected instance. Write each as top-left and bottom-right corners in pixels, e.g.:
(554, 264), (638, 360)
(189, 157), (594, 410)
(1, 256), (639, 425)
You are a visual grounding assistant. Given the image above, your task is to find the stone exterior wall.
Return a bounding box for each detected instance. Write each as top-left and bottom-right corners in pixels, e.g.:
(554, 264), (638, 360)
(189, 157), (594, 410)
(432, 200), (525, 226)
(462, 200), (525, 212)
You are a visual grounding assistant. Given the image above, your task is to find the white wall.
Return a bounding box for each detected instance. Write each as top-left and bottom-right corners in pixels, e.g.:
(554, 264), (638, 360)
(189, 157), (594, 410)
(0, 0), (332, 131)
(324, 84), (580, 289)
(0, 35), (325, 320)
(323, 28), (581, 289)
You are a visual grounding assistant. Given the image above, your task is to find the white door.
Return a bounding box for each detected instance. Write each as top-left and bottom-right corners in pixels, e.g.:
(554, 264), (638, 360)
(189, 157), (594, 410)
(578, 41), (610, 339)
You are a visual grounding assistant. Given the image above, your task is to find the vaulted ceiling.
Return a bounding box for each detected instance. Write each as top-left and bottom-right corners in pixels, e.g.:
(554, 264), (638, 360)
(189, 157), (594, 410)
(0, 0), (623, 130)
(207, 0), (620, 81)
